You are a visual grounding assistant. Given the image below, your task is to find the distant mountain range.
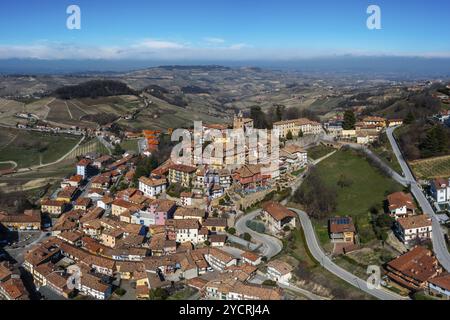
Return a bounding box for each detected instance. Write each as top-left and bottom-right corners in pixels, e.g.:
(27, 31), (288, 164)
(1, 57), (450, 78)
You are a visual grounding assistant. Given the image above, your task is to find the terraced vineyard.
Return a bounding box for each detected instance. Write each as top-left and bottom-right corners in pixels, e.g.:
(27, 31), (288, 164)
(410, 155), (450, 179)
(65, 138), (111, 160)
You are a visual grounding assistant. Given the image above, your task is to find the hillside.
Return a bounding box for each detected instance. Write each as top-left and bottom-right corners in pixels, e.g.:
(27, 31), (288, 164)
(54, 80), (137, 99)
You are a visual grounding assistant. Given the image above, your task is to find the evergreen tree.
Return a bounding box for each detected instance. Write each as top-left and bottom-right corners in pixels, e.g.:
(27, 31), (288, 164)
(286, 130), (293, 140)
(342, 110), (356, 130)
(404, 111), (415, 125)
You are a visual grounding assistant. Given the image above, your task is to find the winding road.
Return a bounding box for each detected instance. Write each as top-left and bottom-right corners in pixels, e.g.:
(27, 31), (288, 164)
(292, 208), (408, 300)
(235, 209), (283, 259)
(233, 147), (411, 300)
(386, 126), (450, 272)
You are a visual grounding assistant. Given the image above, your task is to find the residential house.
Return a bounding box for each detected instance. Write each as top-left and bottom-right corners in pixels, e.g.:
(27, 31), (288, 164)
(262, 201), (296, 234)
(202, 218), (227, 232)
(204, 248), (238, 271)
(165, 219), (207, 245)
(266, 260), (293, 284)
(430, 178), (450, 204)
(77, 159), (92, 178)
(204, 278), (282, 300)
(233, 164), (268, 190)
(168, 164), (197, 188)
(387, 192), (416, 219)
(0, 210), (41, 231)
(386, 246), (443, 291)
(138, 176), (167, 198)
(241, 251), (262, 266)
(56, 186), (78, 203)
(41, 199), (66, 217)
(77, 272), (112, 300)
(328, 217), (356, 243)
(428, 274), (450, 300)
(395, 215), (433, 247)
(209, 234), (227, 247)
(91, 175), (111, 190)
(74, 197), (92, 211)
(174, 207), (206, 223)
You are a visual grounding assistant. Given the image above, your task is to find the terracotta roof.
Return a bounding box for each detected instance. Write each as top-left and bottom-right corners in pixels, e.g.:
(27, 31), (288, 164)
(241, 251), (261, 262)
(329, 216), (356, 234)
(203, 218), (227, 228)
(388, 246), (441, 283)
(397, 215), (432, 230)
(174, 207), (205, 219)
(262, 201), (296, 222)
(428, 274), (450, 291)
(387, 192), (416, 211)
(169, 164), (197, 174)
(77, 159), (91, 167)
(41, 199), (65, 207)
(139, 176), (167, 187)
(166, 219), (199, 230)
(267, 260), (293, 275)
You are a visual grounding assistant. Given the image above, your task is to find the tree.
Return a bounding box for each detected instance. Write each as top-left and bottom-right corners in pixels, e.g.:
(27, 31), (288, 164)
(113, 144), (125, 156)
(149, 288), (169, 300)
(404, 111), (415, 124)
(243, 233), (252, 241)
(227, 227), (236, 235)
(298, 130), (304, 138)
(286, 130), (293, 140)
(343, 110), (356, 130)
(292, 167), (337, 219)
(250, 106), (271, 129)
(419, 125), (448, 158)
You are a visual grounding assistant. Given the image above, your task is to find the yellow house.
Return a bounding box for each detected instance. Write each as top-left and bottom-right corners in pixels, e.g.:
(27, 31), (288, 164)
(56, 187), (78, 203)
(41, 200), (66, 217)
(202, 218), (227, 232)
(168, 164), (197, 188)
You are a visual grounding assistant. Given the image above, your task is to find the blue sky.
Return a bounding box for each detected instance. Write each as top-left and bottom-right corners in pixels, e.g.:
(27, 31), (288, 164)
(0, 0), (449, 60)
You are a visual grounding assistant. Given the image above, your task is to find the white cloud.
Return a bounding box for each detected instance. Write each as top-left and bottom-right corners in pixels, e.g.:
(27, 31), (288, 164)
(204, 37), (226, 44)
(0, 40), (448, 61)
(137, 39), (185, 49)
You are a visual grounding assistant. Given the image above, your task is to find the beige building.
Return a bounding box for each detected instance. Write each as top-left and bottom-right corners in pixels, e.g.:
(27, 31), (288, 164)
(273, 118), (322, 138)
(168, 164), (197, 188)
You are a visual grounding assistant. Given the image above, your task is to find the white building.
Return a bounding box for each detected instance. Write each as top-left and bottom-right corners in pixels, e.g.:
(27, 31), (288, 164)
(266, 260), (293, 285)
(395, 215), (433, 247)
(138, 177), (167, 198)
(430, 178), (450, 204)
(204, 248), (238, 271)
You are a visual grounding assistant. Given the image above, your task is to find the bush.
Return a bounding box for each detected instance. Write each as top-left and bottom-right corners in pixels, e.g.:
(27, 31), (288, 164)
(262, 280), (277, 287)
(246, 220), (266, 233)
(243, 233), (252, 241)
(115, 288), (127, 297)
(227, 227), (236, 235)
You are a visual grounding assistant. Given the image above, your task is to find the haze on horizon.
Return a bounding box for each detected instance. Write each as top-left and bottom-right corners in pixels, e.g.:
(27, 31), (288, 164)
(0, 0), (449, 76)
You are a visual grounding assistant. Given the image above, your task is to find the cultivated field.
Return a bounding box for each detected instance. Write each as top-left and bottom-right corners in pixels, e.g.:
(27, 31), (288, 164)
(0, 127), (81, 168)
(410, 155), (450, 180)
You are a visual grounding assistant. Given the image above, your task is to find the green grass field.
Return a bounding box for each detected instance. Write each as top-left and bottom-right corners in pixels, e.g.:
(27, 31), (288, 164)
(309, 149), (403, 243)
(307, 144), (336, 160)
(370, 132), (402, 174)
(120, 139), (139, 153)
(0, 128), (81, 168)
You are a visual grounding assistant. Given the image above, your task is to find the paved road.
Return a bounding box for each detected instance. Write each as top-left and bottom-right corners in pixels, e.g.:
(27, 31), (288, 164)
(234, 210), (283, 259)
(0, 161), (18, 169)
(292, 208), (408, 300)
(386, 127), (450, 272)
